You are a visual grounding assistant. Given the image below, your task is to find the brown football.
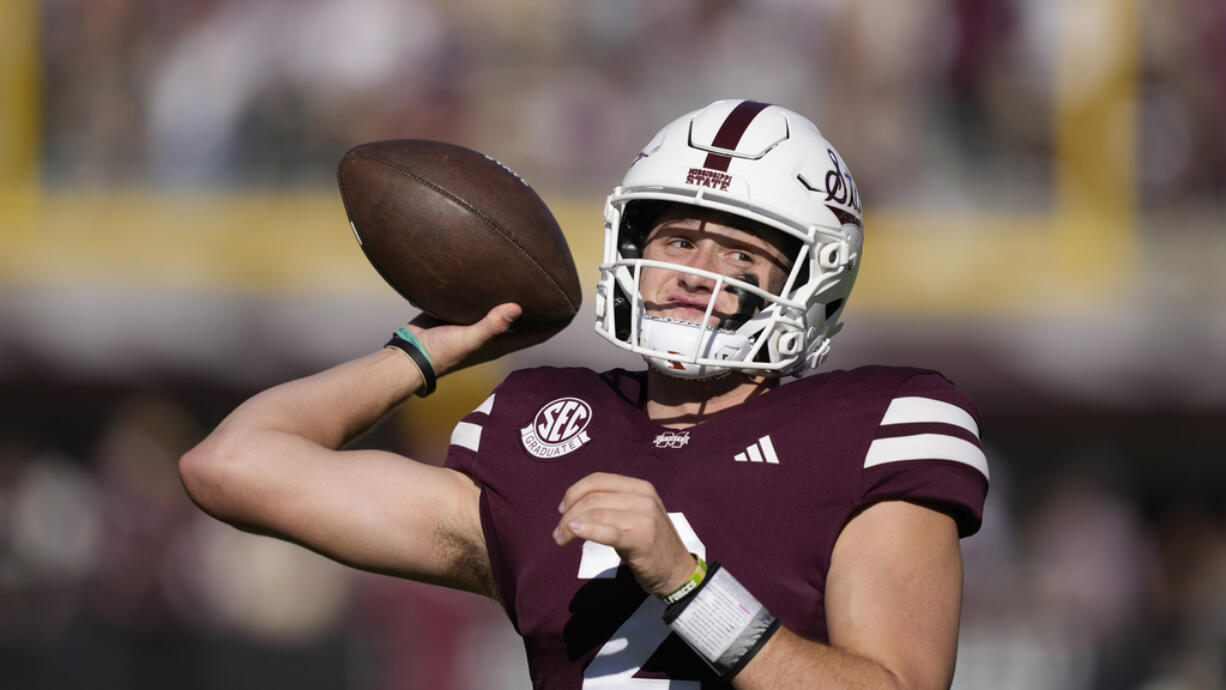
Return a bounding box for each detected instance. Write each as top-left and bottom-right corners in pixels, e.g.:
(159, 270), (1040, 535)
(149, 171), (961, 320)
(337, 139), (582, 331)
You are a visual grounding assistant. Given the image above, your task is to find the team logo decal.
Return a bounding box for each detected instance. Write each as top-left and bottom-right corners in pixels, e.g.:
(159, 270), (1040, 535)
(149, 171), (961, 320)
(822, 148), (861, 227)
(653, 430), (690, 449)
(799, 148), (862, 228)
(686, 167), (732, 191)
(521, 397), (593, 460)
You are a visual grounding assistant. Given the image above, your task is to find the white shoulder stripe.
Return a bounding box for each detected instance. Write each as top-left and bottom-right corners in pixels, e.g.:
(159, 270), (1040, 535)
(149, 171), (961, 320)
(474, 394), (495, 416)
(864, 433), (989, 479)
(450, 421), (483, 453)
(881, 396), (979, 437)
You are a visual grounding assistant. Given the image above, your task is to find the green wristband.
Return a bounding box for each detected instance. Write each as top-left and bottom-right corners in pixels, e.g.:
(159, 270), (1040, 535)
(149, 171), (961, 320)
(661, 555), (708, 605)
(385, 326), (437, 397)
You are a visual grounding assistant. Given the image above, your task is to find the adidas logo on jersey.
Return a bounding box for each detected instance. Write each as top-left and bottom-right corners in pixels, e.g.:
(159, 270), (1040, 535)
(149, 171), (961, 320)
(734, 435), (780, 464)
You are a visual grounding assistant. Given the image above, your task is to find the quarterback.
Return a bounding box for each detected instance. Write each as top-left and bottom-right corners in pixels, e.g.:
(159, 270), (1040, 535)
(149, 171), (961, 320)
(181, 100), (988, 689)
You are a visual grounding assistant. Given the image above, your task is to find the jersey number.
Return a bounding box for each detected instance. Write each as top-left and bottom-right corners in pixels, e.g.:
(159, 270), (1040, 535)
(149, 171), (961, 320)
(578, 513), (705, 688)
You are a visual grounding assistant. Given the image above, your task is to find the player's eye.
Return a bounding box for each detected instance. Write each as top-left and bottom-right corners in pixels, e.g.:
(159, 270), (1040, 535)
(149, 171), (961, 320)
(726, 249), (755, 265)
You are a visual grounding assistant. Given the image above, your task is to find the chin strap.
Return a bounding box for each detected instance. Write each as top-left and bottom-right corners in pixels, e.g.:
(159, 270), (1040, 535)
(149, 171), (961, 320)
(639, 316), (744, 380)
(650, 361), (733, 382)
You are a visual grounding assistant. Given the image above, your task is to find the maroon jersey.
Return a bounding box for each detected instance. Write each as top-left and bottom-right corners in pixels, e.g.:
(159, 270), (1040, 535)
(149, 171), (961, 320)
(444, 365), (988, 689)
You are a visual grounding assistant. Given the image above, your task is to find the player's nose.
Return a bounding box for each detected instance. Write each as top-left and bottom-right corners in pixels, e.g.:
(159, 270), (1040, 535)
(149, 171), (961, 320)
(676, 245), (720, 291)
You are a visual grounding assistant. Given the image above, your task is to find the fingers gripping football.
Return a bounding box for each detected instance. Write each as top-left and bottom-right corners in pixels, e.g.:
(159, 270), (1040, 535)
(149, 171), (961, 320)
(554, 472), (696, 597)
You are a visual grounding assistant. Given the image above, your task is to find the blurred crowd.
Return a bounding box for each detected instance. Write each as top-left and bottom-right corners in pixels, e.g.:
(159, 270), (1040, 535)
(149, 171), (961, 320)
(0, 392), (523, 690)
(956, 456), (1226, 690)
(36, 0), (1226, 209)
(1, 391), (1223, 689)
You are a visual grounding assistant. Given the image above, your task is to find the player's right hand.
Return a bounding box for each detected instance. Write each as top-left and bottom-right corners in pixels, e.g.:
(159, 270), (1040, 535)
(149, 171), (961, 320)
(405, 303), (532, 376)
(405, 303), (572, 376)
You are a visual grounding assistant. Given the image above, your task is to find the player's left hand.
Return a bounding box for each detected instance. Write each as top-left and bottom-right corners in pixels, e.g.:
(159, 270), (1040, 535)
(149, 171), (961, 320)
(554, 472), (696, 597)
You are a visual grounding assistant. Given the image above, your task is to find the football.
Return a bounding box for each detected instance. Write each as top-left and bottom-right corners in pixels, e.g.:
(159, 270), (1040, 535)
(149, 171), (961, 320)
(337, 139), (583, 331)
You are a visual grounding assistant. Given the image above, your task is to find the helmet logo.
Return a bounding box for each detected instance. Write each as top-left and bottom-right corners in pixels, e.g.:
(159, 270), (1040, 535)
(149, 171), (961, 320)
(686, 167), (732, 191)
(822, 149), (861, 225)
(521, 397), (593, 460)
(801, 148), (862, 227)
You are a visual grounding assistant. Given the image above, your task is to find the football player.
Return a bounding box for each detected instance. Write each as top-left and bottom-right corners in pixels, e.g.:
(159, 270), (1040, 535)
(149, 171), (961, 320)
(181, 100), (988, 689)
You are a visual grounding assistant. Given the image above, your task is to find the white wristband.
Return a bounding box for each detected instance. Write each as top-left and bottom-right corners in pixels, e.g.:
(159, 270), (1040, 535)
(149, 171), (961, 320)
(662, 562), (779, 679)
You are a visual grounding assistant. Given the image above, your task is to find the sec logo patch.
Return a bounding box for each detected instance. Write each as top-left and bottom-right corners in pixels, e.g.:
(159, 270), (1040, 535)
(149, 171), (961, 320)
(521, 397), (592, 460)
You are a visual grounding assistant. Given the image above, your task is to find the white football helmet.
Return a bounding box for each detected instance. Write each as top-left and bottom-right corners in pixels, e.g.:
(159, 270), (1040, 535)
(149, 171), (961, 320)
(594, 99), (864, 379)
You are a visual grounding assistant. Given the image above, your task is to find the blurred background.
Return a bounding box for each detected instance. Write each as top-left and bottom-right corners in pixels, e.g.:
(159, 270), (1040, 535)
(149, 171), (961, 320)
(1, 0), (1224, 688)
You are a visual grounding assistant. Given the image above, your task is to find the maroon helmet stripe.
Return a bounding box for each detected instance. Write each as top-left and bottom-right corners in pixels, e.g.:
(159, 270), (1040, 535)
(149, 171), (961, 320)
(703, 153), (733, 171)
(702, 100), (771, 172)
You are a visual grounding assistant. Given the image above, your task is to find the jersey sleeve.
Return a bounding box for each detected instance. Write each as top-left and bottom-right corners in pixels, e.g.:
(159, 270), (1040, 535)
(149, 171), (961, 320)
(442, 386), (500, 478)
(440, 376), (521, 626)
(854, 371), (989, 537)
